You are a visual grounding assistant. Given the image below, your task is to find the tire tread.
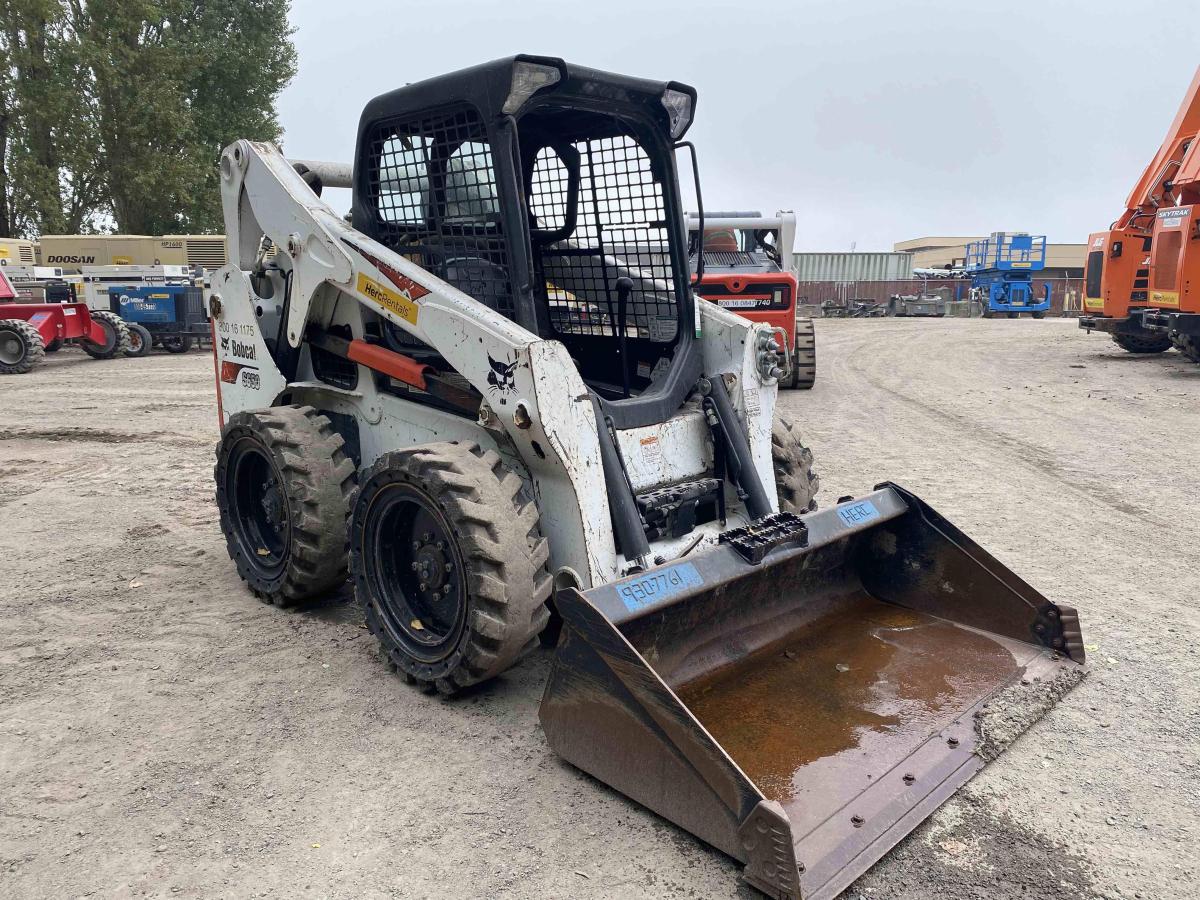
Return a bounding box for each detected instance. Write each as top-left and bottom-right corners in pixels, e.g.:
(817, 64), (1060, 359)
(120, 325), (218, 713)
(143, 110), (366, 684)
(350, 441), (551, 695)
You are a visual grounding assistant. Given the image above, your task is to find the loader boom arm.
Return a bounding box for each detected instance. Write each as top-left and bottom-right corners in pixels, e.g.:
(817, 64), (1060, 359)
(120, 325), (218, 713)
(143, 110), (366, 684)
(220, 140), (537, 357)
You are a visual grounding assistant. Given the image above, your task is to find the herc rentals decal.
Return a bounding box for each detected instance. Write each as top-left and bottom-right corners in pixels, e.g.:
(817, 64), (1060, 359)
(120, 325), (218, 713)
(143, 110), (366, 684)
(341, 239), (428, 326)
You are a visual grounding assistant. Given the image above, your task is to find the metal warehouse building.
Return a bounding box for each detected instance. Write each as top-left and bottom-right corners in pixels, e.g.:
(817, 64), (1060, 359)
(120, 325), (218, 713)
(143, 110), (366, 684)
(791, 251), (913, 282)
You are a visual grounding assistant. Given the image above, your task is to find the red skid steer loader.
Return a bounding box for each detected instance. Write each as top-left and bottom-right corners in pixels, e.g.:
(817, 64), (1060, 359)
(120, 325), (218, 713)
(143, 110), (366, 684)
(690, 211), (816, 389)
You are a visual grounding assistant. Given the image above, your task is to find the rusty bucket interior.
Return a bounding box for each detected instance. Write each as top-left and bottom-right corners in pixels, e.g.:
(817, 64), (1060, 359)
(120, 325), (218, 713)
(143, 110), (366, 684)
(540, 484), (1085, 900)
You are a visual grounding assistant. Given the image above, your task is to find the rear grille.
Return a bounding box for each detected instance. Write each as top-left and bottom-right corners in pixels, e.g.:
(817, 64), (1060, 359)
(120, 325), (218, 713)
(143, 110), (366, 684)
(19, 245), (34, 263)
(702, 251), (761, 268)
(186, 238), (227, 269)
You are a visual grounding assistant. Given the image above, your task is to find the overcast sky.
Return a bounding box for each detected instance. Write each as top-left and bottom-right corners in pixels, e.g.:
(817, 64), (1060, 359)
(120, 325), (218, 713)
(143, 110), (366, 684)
(280, 0), (1200, 252)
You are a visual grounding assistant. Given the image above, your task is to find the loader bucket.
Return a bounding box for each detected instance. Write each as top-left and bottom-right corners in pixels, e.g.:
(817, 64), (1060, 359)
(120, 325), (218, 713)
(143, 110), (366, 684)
(539, 484), (1085, 900)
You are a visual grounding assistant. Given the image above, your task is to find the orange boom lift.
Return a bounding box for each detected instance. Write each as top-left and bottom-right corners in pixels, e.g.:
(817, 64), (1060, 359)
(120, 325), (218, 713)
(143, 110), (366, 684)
(1080, 65), (1200, 354)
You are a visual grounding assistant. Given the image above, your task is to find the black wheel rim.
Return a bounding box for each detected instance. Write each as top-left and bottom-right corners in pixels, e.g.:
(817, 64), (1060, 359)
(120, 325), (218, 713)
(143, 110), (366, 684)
(363, 483), (467, 663)
(226, 437), (290, 578)
(0, 330), (24, 365)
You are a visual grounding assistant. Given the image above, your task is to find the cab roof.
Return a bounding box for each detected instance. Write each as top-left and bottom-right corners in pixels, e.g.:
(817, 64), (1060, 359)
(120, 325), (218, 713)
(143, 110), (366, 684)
(358, 54), (696, 137)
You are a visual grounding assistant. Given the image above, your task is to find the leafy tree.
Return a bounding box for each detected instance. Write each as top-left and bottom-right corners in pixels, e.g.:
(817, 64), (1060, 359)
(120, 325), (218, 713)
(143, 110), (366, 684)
(1, 0), (98, 236)
(0, 0), (296, 238)
(175, 0), (298, 231)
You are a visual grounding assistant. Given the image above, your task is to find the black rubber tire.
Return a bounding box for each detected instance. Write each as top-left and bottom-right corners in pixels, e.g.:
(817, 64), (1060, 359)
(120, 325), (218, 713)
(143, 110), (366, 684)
(162, 334), (193, 353)
(1032, 310), (1047, 319)
(1111, 331), (1171, 354)
(0, 319), (46, 375)
(1007, 312), (1019, 319)
(44, 338), (63, 353)
(772, 417), (819, 513)
(786, 319), (816, 390)
(1171, 332), (1200, 363)
(215, 405), (356, 606)
(125, 323), (153, 357)
(80, 310), (131, 359)
(350, 442), (552, 695)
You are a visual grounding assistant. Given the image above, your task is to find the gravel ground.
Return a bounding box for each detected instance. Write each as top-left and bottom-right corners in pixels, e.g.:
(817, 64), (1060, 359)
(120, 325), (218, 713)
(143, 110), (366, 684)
(0, 318), (1196, 899)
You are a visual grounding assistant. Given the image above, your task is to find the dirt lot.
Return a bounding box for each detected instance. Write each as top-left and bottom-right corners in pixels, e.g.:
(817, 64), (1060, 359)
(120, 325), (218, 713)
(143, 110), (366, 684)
(1, 318), (1197, 899)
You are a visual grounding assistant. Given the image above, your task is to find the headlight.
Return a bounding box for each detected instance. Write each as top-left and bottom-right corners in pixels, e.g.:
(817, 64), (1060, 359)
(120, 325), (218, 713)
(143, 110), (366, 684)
(661, 88), (694, 139)
(503, 61), (561, 115)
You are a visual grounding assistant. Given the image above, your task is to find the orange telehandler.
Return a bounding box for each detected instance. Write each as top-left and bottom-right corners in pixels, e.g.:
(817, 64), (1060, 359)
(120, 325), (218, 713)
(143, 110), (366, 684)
(1079, 65), (1200, 356)
(1139, 82), (1200, 360)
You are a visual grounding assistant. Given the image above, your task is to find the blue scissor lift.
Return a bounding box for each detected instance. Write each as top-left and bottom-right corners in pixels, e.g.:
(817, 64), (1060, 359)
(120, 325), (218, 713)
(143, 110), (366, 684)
(964, 232), (1051, 318)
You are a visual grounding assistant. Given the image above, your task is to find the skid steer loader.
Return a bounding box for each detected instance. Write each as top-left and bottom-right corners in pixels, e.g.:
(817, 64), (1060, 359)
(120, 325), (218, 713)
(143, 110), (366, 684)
(687, 210), (817, 389)
(211, 56), (1086, 899)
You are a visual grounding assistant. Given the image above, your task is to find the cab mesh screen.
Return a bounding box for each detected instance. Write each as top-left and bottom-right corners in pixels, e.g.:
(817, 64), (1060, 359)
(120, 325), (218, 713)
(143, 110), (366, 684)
(531, 134), (678, 343)
(365, 105), (515, 320)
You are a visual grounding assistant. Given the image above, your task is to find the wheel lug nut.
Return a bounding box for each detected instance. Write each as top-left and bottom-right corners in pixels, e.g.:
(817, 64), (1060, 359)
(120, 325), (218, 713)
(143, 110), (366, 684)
(410, 562), (419, 571)
(419, 582), (427, 591)
(422, 532), (432, 542)
(411, 541), (421, 551)
(444, 563), (452, 573)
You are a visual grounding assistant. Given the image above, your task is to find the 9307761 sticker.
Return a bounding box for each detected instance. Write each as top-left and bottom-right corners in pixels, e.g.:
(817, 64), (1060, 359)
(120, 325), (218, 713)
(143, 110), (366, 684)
(614, 562), (703, 613)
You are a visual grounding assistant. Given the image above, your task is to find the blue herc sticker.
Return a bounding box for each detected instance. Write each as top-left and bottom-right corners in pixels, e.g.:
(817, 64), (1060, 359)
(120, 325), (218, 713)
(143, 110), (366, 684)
(615, 562), (703, 612)
(837, 499), (881, 528)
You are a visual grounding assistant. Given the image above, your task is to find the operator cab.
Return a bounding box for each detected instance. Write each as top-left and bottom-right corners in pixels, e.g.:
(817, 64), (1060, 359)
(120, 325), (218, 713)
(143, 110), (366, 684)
(351, 55), (702, 427)
(688, 211), (786, 273)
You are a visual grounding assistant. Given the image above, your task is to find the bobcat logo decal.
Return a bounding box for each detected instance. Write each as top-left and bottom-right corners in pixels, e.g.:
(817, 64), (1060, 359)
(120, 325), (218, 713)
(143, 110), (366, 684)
(487, 354), (518, 394)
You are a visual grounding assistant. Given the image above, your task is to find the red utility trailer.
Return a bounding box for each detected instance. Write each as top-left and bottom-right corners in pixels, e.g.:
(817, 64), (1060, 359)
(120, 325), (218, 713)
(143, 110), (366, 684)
(0, 301), (130, 374)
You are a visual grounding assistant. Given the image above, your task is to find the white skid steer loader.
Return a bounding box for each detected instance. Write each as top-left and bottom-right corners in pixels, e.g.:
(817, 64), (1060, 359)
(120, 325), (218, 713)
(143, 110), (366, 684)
(211, 56), (1085, 900)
